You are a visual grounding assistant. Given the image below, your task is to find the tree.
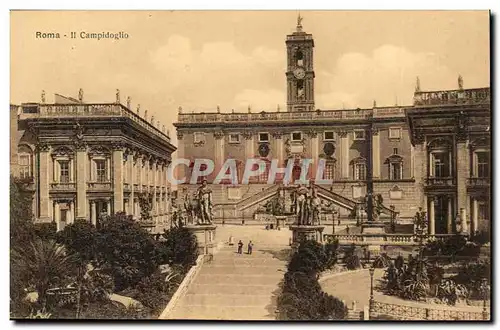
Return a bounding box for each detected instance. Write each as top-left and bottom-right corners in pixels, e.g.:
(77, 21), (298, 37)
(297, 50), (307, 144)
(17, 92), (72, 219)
(160, 226), (198, 272)
(56, 220), (99, 317)
(138, 194), (153, 223)
(94, 212), (164, 291)
(10, 176), (35, 247)
(11, 239), (77, 310)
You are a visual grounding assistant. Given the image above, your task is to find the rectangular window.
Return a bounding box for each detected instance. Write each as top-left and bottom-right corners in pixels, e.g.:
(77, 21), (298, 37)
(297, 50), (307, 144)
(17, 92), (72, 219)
(354, 130), (365, 141)
(19, 155), (31, 179)
(194, 132), (205, 144)
(432, 152), (450, 177)
(291, 132), (302, 142)
(389, 127), (402, 140)
(390, 163), (402, 180)
(229, 133), (240, 144)
(324, 131), (335, 141)
(96, 160), (107, 182)
(354, 163), (366, 180)
(476, 152), (489, 178)
(259, 133), (269, 142)
(59, 160), (70, 183)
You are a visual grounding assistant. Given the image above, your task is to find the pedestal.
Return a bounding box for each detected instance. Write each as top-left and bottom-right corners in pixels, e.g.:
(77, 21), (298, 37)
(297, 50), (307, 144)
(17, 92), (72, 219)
(185, 224), (217, 256)
(276, 215), (287, 228)
(361, 222), (386, 255)
(289, 225), (325, 253)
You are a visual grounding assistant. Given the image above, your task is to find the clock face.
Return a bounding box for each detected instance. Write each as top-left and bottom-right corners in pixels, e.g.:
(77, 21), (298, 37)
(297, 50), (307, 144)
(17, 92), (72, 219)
(258, 143), (270, 157)
(293, 68), (306, 79)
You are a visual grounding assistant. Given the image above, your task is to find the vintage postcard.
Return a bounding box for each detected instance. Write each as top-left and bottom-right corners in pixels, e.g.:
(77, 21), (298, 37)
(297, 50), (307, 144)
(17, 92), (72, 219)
(9, 10), (491, 321)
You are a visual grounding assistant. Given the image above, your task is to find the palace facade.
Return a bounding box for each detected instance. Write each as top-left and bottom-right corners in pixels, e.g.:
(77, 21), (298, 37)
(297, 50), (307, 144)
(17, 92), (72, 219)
(10, 92), (176, 233)
(174, 19), (491, 236)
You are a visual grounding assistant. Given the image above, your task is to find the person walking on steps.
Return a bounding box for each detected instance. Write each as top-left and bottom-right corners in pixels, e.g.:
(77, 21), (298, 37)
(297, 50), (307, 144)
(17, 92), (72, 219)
(247, 241), (254, 255)
(237, 240), (243, 254)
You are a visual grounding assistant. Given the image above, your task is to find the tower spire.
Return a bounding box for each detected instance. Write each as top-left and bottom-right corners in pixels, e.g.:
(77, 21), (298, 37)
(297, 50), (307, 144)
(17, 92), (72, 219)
(296, 12), (303, 32)
(415, 76), (421, 93)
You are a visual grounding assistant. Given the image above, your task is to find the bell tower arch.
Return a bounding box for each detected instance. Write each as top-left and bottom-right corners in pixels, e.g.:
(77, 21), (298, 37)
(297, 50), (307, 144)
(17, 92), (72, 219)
(286, 14), (315, 112)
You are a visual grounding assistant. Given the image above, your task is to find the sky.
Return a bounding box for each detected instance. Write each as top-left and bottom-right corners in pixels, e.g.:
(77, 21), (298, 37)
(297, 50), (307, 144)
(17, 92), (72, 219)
(10, 10), (490, 145)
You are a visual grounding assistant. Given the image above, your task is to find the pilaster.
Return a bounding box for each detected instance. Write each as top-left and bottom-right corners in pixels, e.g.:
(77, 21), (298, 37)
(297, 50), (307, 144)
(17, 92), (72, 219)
(372, 129), (380, 178)
(38, 144), (51, 221)
(339, 131), (349, 179)
(112, 143), (124, 213)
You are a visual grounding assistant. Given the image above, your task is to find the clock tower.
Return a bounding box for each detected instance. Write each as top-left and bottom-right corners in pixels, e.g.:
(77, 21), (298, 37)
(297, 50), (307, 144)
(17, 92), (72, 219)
(286, 14), (315, 112)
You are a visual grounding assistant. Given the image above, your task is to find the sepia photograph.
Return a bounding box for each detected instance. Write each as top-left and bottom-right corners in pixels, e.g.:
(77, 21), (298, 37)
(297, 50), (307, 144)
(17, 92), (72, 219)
(8, 9), (491, 321)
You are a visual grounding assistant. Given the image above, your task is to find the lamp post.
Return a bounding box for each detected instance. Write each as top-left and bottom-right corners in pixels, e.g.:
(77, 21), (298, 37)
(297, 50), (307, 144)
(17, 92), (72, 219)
(482, 277), (489, 320)
(332, 209), (338, 234)
(369, 267), (375, 317)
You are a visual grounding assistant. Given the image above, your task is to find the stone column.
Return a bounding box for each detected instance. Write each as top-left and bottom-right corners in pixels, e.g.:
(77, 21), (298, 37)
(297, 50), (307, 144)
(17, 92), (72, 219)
(456, 140), (469, 217)
(372, 129), (380, 178)
(38, 144), (51, 221)
(472, 198), (479, 234)
(53, 157), (58, 183)
(90, 201), (96, 226)
(75, 145), (88, 220)
(152, 160), (158, 219)
(413, 141), (426, 208)
(340, 131), (349, 179)
(54, 201), (60, 231)
(130, 152), (135, 215)
(447, 196), (453, 234)
(112, 143), (124, 213)
(107, 200), (111, 215)
(429, 196), (435, 235)
(214, 131), (225, 182)
(309, 131), (319, 179)
(244, 132), (254, 159)
(410, 145), (414, 178)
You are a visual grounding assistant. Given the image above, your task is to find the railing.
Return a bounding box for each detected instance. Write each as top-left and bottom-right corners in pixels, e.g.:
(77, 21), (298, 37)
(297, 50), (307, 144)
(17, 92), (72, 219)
(87, 182), (112, 191)
(177, 108), (373, 124)
(371, 300), (488, 321)
(413, 87), (490, 106)
(425, 177), (455, 187)
(19, 103), (170, 142)
(50, 182), (76, 191)
(467, 177), (490, 187)
(373, 107), (406, 118)
(324, 233), (460, 246)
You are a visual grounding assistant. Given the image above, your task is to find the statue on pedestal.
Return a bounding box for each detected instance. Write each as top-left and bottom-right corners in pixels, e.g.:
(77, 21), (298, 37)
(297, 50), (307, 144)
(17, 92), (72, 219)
(196, 179), (213, 225)
(184, 193), (197, 225)
(309, 187), (322, 225)
(295, 184), (310, 225)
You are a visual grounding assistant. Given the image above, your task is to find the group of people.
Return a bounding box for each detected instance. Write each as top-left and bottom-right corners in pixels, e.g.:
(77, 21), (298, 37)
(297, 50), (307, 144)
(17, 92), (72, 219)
(229, 236), (254, 255)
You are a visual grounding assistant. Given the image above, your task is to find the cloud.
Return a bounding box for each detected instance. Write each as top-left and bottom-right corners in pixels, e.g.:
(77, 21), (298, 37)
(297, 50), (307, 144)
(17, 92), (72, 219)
(319, 44), (455, 109)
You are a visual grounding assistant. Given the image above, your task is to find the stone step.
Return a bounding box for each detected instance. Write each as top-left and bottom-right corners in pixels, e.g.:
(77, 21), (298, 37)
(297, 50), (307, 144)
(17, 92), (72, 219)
(186, 283), (280, 295)
(177, 293), (275, 307)
(194, 273), (283, 285)
(168, 305), (277, 320)
(199, 265), (286, 275)
(210, 258), (286, 266)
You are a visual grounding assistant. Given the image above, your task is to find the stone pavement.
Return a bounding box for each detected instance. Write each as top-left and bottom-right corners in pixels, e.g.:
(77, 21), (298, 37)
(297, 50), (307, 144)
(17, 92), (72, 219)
(167, 225), (291, 320)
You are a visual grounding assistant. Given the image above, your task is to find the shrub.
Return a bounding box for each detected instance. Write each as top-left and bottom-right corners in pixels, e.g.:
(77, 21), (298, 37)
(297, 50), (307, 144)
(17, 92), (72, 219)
(160, 226), (198, 272)
(454, 260), (490, 299)
(437, 279), (468, 305)
(394, 255), (405, 270)
(33, 222), (58, 241)
(372, 253), (390, 268)
(94, 212), (165, 291)
(342, 244), (362, 270)
(56, 219), (97, 263)
(471, 231), (490, 246)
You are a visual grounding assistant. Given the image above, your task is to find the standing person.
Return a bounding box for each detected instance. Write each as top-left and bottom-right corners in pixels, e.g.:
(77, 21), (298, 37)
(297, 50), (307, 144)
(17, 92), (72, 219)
(346, 224), (350, 235)
(247, 241), (254, 255)
(237, 240), (243, 254)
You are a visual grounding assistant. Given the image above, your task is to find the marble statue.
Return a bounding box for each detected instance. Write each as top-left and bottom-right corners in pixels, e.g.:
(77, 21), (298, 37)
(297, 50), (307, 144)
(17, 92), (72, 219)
(196, 180), (213, 224)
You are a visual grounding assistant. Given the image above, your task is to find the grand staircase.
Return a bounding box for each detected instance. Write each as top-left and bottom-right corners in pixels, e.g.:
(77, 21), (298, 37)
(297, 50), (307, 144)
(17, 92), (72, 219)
(167, 243), (289, 320)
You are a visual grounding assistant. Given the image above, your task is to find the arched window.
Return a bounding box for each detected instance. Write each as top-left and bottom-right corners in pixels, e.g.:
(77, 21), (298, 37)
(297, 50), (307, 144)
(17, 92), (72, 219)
(385, 154), (403, 180)
(296, 50), (304, 67)
(88, 146), (111, 182)
(51, 146), (75, 183)
(292, 165), (302, 182)
(18, 145), (33, 179)
(350, 157), (366, 181)
(427, 138), (452, 178)
(470, 137), (490, 178)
